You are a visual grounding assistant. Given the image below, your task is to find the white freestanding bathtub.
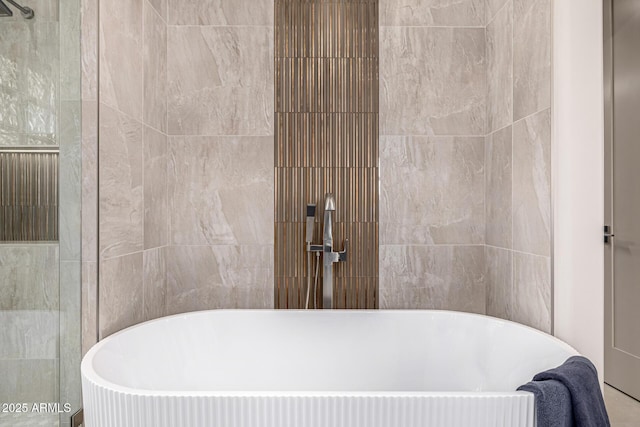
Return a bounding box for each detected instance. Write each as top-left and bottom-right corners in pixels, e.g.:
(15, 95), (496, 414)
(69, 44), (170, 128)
(81, 310), (577, 427)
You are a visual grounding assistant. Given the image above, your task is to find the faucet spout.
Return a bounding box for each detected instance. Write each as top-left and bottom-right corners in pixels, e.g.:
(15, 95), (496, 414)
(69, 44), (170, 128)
(323, 193), (335, 308)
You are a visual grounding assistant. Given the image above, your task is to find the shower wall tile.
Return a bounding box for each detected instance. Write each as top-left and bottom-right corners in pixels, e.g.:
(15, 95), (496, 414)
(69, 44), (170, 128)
(513, 0), (550, 120)
(0, 412), (60, 427)
(0, 22), (59, 144)
(486, 0), (510, 24)
(380, 27), (485, 136)
(82, 100), (98, 262)
(167, 0), (273, 26)
(81, 0), (98, 100)
(0, 359), (57, 402)
(99, 0), (143, 121)
(380, 0), (484, 27)
(0, 245), (59, 311)
(167, 26), (274, 136)
(144, 126), (168, 249)
(143, 0), (167, 133)
(60, 0), (81, 103)
(512, 252), (551, 333)
(59, 261), (82, 413)
(485, 126), (512, 248)
(165, 245), (273, 315)
(485, 245), (512, 320)
(99, 252), (144, 338)
(99, 104), (144, 259)
(168, 136), (274, 246)
(143, 247), (166, 321)
(81, 261), (97, 356)
(379, 245), (485, 313)
(148, 0), (167, 21)
(513, 109), (550, 256)
(0, 311), (58, 359)
(486, 1), (512, 133)
(380, 136), (485, 245)
(60, 101), (82, 261)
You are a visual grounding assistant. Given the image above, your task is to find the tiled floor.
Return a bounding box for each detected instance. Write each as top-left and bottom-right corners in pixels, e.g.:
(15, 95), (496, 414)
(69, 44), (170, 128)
(605, 384), (640, 426)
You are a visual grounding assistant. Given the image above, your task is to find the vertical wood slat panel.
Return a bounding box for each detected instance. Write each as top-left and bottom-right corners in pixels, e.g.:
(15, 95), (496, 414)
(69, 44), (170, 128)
(0, 151), (59, 241)
(275, 0), (378, 309)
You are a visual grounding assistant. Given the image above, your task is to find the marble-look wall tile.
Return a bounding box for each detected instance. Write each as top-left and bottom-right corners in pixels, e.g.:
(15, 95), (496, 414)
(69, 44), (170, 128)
(486, 0), (510, 24)
(59, 261), (82, 413)
(380, 27), (485, 136)
(512, 252), (551, 333)
(0, 245), (58, 310)
(166, 245), (273, 315)
(168, 136), (274, 245)
(0, 412), (60, 427)
(143, 247), (166, 321)
(485, 126), (512, 248)
(99, 252), (144, 338)
(0, 311), (58, 359)
(60, 0), (81, 101)
(99, 0), (142, 120)
(147, 0), (167, 21)
(380, 0), (484, 27)
(81, 261), (97, 356)
(167, 26), (274, 136)
(485, 245), (512, 320)
(380, 136), (484, 244)
(81, 0), (98, 101)
(167, 0), (273, 26)
(0, 359), (57, 402)
(486, 1), (512, 133)
(513, 109), (550, 256)
(60, 101), (82, 261)
(0, 22), (59, 144)
(144, 126), (167, 249)
(380, 245), (485, 313)
(99, 104), (143, 259)
(82, 100), (98, 262)
(513, 0), (550, 120)
(143, 0), (167, 132)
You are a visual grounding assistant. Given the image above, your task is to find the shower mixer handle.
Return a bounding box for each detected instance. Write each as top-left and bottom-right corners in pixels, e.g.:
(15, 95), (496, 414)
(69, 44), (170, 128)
(338, 239), (348, 262)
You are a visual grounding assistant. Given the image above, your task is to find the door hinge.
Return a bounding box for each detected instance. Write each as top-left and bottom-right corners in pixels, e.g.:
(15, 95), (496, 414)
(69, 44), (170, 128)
(604, 225), (615, 243)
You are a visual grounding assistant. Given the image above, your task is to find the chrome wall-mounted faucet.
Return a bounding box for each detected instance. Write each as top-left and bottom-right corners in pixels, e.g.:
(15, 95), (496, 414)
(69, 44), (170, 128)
(305, 193), (348, 309)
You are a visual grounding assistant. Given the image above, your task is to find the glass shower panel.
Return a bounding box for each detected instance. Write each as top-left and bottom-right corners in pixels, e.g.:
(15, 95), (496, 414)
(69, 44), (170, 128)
(0, 0), (82, 425)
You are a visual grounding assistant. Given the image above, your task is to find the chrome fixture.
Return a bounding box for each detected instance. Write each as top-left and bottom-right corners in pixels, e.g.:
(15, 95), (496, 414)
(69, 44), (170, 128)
(305, 204), (319, 309)
(0, 0), (34, 18)
(305, 193), (348, 309)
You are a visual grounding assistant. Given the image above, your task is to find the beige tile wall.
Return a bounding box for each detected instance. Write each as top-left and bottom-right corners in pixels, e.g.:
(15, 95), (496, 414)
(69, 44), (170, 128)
(484, 0), (552, 332)
(0, 245), (60, 425)
(379, 0), (487, 313)
(87, 0), (554, 340)
(164, 0), (275, 313)
(96, 0), (170, 339)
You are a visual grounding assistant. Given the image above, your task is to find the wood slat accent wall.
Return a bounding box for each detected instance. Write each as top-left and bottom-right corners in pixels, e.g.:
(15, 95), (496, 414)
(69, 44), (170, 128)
(275, 0), (379, 309)
(0, 151), (59, 241)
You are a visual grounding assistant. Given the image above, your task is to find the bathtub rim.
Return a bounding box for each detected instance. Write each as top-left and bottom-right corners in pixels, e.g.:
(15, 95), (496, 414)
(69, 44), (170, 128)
(81, 309), (579, 398)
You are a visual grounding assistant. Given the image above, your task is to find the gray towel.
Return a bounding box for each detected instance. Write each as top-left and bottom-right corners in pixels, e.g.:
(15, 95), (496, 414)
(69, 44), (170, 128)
(534, 356), (610, 427)
(518, 379), (574, 427)
(518, 356), (611, 427)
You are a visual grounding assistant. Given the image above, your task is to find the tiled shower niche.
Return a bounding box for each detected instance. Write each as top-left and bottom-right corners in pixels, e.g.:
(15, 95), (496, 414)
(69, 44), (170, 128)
(274, 0), (379, 309)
